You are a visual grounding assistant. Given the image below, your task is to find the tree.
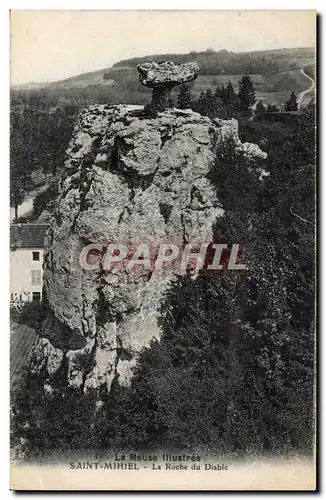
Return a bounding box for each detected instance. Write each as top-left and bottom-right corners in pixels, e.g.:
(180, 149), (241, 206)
(255, 100), (267, 115)
(216, 81), (240, 118)
(285, 91), (298, 111)
(225, 81), (238, 104)
(195, 88), (228, 120)
(10, 104), (79, 221)
(176, 84), (192, 109)
(215, 83), (226, 101)
(195, 89), (213, 118)
(266, 104), (280, 113)
(10, 114), (33, 221)
(238, 74), (256, 116)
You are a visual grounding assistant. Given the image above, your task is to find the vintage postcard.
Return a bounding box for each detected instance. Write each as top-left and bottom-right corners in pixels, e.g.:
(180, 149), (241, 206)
(10, 10), (316, 491)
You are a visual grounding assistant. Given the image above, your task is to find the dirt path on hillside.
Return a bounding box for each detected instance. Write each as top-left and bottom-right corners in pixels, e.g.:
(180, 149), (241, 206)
(297, 68), (315, 110)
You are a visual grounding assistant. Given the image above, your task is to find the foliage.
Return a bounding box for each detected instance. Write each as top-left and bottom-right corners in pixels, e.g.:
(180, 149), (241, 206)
(255, 100), (267, 115)
(195, 81), (240, 119)
(11, 372), (98, 461)
(10, 114), (34, 221)
(176, 84), (192, 109)
(33, 180), (59, 219)
(238, 74), (256, 115)
(285, 91), (298, 111)
(10, 300), (45, 331)
(10, 105), (78, 219)
(266, 103), (280, 113)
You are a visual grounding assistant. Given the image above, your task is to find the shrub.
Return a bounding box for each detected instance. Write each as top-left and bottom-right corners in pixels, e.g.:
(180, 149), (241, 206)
(10, 300), (45, 331)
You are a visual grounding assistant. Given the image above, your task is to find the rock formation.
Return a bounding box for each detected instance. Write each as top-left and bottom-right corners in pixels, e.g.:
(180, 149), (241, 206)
(137, 61), (199, 111)
(29, 62), (267, 401)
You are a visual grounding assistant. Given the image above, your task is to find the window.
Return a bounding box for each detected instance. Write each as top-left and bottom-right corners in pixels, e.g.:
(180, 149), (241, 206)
(32, 292), (41, 302)
(31, 269), (42, 286)
(32, 251), (40, 261)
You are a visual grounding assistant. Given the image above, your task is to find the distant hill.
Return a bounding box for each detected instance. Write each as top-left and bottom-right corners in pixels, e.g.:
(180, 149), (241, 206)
(11, 47), (315, 109)
(112, 47), (315, 75)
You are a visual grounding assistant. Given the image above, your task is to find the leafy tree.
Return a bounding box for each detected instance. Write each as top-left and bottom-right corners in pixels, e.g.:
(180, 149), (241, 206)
(238, 74), (256, 116)
(176, 84), (192, 109)
(285, 91), (298, 111)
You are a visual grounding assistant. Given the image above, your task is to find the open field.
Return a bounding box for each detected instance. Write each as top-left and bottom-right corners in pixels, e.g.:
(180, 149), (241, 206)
(182, 69), (315, 109)
(300, 88), (316, 108)
(254, 91), (298, 109)
(188, 73), (264, 96)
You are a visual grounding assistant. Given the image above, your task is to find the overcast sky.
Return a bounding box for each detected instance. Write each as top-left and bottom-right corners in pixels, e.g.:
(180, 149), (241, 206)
(10, 10), (316, 85)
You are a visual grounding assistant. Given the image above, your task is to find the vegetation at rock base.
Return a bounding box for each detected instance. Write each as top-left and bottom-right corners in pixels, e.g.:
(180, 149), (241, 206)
(10, 300), (45, 331)
(11, 101), (315, 460)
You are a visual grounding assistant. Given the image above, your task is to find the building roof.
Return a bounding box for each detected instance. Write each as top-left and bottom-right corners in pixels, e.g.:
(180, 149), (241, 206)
(10, 224), (49, 249)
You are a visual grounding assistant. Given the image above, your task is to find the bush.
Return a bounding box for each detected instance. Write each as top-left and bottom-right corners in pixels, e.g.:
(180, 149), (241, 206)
(10, 300), (45, 331)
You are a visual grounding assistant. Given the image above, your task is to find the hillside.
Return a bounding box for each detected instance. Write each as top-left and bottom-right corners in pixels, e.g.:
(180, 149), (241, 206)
(11, 47), (315, 109)
(112, 47), (315, 74)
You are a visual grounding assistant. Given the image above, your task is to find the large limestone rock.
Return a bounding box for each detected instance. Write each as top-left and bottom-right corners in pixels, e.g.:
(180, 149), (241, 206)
(138, 61), (199, 111)
(30, 103), (266, 399)
(137, 61), (199, 88)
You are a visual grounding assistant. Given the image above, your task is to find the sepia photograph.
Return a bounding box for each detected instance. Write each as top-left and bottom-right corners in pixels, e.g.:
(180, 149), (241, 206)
(9, 9), (316, 491)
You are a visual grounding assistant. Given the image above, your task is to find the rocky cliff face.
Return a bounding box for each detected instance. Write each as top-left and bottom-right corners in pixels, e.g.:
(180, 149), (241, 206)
(30, 103), (266, 398)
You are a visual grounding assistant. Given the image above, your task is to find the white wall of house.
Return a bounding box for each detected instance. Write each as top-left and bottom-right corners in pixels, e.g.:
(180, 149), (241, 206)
(10, 248), (44, 301)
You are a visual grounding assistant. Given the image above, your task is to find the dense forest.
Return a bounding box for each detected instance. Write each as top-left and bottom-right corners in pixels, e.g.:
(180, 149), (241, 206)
(11, 66), (315, 458)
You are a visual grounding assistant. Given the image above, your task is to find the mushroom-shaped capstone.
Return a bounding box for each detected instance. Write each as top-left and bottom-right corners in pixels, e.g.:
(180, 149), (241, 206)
(137, 61), (199, 111)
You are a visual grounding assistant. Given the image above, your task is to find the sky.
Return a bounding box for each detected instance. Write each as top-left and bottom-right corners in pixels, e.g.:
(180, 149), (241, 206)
(10, 10), (316, 85)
